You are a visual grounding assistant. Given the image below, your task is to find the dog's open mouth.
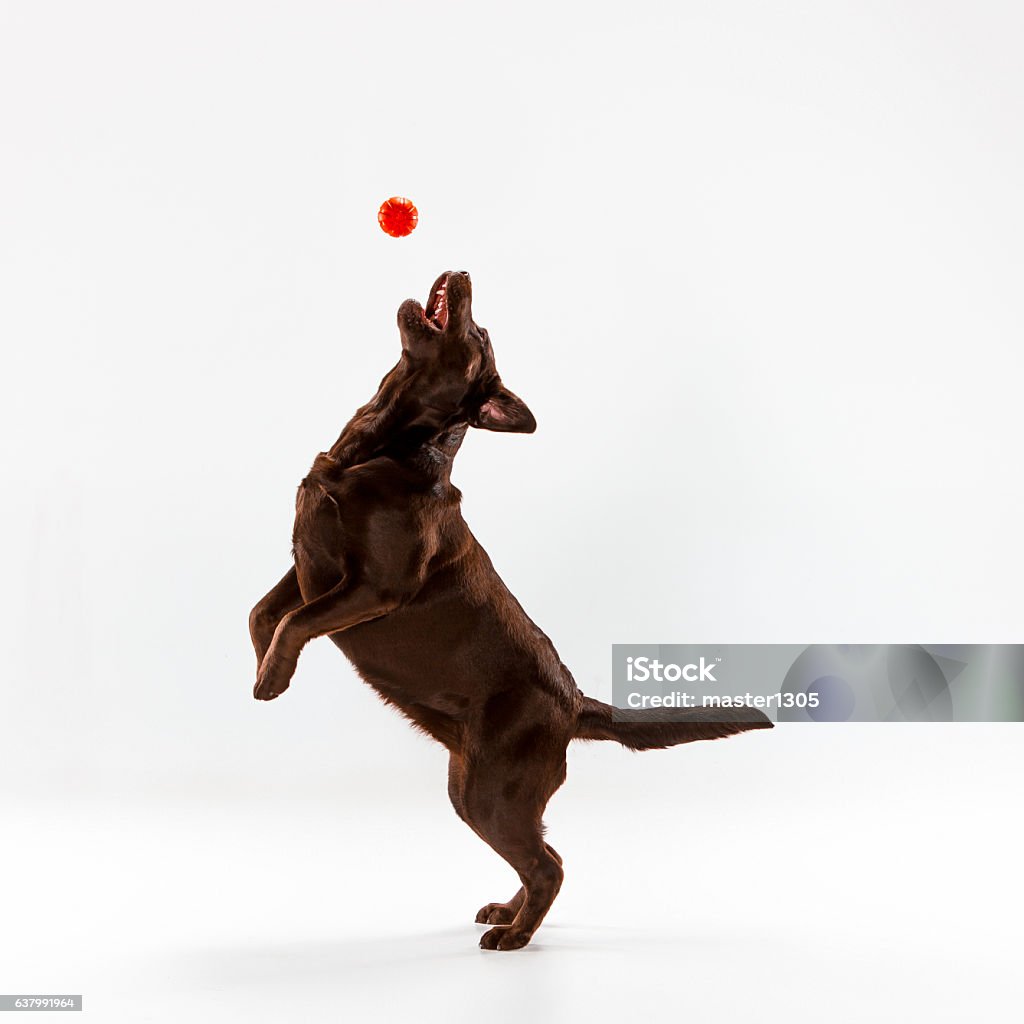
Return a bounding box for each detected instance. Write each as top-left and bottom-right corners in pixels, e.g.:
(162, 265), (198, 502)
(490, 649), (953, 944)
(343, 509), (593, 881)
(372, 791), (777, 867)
(425, 274), (450, 330)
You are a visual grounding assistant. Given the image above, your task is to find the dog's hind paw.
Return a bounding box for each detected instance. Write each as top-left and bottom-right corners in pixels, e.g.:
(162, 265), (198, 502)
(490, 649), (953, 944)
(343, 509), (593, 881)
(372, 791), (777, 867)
(475, 902), (518, 926)
(479, 925), (532, 951)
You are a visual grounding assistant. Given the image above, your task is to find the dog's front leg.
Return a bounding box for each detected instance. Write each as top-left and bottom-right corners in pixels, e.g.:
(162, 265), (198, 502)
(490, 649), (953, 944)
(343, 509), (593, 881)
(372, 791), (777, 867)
(249, 567), (303, 672)
(253, 582), (398, 701)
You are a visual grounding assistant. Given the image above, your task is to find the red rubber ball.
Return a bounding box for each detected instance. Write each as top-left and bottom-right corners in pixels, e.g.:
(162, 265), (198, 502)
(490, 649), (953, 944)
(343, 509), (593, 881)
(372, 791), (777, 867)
(378, 196), (418, 237)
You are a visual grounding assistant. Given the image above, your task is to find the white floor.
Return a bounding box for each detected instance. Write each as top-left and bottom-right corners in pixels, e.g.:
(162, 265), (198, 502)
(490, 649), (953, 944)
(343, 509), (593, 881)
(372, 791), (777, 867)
(4, 727), (1021, 1023)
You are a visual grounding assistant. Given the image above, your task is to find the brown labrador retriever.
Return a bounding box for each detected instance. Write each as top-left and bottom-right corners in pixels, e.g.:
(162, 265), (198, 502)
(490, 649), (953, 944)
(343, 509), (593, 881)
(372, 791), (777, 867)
(249, 271), (771, 950)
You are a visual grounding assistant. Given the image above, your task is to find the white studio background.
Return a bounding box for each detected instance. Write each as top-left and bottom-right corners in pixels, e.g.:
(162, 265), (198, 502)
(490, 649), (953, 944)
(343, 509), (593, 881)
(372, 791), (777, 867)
(1, 3), (1022, 1023)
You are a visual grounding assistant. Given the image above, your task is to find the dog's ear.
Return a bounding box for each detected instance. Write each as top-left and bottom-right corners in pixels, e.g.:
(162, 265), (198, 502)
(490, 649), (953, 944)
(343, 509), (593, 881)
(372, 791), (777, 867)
(471, 385), (537, 434)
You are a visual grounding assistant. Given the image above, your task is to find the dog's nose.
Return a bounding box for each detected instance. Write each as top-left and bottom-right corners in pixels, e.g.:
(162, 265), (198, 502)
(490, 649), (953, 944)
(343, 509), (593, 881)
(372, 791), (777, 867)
(458, 271), (471, 282)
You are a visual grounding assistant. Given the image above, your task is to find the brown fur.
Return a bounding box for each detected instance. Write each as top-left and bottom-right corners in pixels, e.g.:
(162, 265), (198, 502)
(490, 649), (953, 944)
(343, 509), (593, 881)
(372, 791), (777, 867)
(249, 271), (772, 950)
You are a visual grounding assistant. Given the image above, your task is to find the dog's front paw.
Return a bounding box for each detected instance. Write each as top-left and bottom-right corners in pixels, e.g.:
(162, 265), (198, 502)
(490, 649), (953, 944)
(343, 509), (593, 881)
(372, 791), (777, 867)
(253, 651), (294, 701)
(479, 925), (532, 951)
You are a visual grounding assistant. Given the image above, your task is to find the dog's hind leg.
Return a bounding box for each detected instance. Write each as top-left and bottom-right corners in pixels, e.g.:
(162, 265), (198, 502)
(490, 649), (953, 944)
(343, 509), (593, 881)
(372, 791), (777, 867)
(475, 845), (563, 926)
(458, 753), (567, 951)
(449, 753), (529, 927)
(249, 567), (303, 671)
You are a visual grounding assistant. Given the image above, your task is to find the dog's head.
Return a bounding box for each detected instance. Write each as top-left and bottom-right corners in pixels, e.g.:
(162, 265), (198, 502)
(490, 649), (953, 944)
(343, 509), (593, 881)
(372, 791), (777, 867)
(394, 271), (536, 435)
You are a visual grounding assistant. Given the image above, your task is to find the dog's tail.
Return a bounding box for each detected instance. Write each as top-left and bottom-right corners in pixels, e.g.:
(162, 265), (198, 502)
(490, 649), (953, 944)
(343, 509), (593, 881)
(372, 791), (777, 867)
(574, 695), (772, 750)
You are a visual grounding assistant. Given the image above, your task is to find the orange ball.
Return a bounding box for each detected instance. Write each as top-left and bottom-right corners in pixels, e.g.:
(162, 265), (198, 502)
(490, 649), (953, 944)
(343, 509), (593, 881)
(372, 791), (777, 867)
(378, 196), (418, 238)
